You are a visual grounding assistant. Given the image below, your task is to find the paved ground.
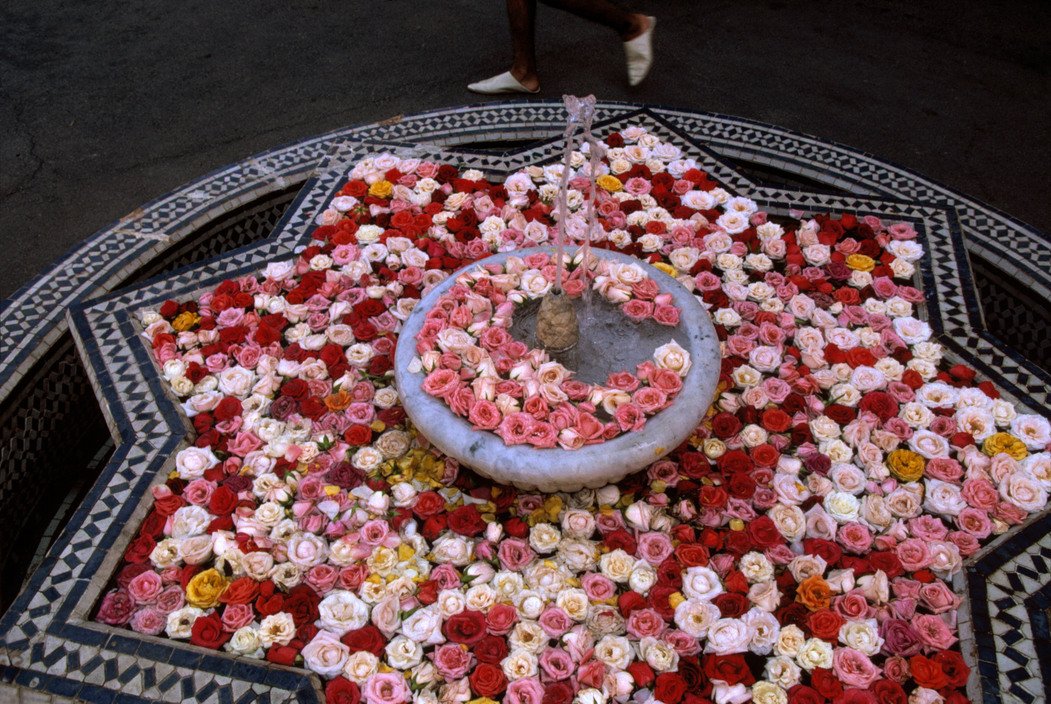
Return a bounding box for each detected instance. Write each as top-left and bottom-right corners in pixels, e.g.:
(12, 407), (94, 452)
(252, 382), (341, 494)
(1, 0), (1048, 300)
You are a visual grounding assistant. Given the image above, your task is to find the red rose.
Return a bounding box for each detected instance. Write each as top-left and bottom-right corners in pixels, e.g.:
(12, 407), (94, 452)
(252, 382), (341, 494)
(858, 391), (897, 421)
(254, 592), (284, 616)
(605, 529), (638, 554)
(412, 491), (445, 518)
(786, 684), (824, 704)
(325, 677), (361, 704)
(867, 551), (903, 578)
(284, 584), (321, 627)
(343, 424), (372, 446)
(618, 590), (648, 617)
(711, 412), (743, 439)
(503, 516), (529, 538)
(468, 663), (507, 697)
(726, 472), (756, 499)
(824, 404), (856, 424)
(208, 485), (238, 516)
(832, 691), (876, 704)
(654, 672), (688, 703)
(416, 580), (438, 605)
(474, 635), (509, 664)
(712, 593), (750, 618)
(139, 509), (166, 538)
(443, 609), (487, 644)
(341, 625), (385, 656)
(542, 682), (575, 704)
(190, 612), (230, 649)
(123, 533), (156, 564)
(627, 661), (655, 687)
(868, 680), (906, 704)
(703, 654), (753, 686)
(266, 644), (298, 666)
(803, 539), (842, 566)
(810, 668), (843, 698)
(675, 543), (710, 567)
(933, 650), (969, 688)
(807, 609), (845, 641)
(699, 485), (729, 510)
(748, 515), (782, 548)
(761, 408), (792, 432)
(219, 576), (260, 605)
(421, 514), (448, 540)
(718, 449), (753, 474)
(154, 493), (185, 516)
(679, 451), (711, 478)
(447, 504), (486, 537)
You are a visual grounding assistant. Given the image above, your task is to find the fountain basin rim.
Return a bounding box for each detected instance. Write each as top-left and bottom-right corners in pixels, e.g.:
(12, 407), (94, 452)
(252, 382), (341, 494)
(394, 246), (721, 492)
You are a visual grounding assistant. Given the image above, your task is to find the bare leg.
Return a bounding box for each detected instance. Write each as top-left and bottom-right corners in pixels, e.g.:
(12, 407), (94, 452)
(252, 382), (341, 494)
(507, 0), (541, 90)
(538, 0), (648, 40)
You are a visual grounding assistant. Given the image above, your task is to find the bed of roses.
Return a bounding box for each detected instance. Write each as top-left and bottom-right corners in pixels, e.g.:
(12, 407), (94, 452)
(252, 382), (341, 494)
(93, 126), (1050, 704)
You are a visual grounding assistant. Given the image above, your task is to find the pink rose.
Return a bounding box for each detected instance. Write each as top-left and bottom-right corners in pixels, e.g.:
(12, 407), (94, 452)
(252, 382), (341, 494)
(834, 590), (875, 621)
(468, 399), (502, 430)
(832, 647), (882, 688)
(615, 403), (646, 433)
(633, 386), (668, 414)
(433, 642), (474, 679)
(486, 603), (519, 636)
(538, 606), (573, 638)
(127, 570), (164, 604)
(96, 590), (136, 625)
(538, 647), (575, 681)
(907, 515), (948, 542)
(925, 457), (963, 482)
(895, 538), (931, 571)
(497, 538), (536, 571)
(622, 299), (655, 322)
(430, 564), (461, 591)
(305, 564), (340, 594)
(637, 532), (674, 565)
(221, 603), (255, 632)
(338, 564), (368, 591)
(880, 619), (922, 656)
(582, 574), (617, 602)
(649, 368), (683, 396)
(664, 628), (703, 656)
(653, 304), (680, 326)
(129, 607), (167, 635)
(577, 660), (606, 689)
(625, 607), (666, 638)
(647, 459), (679, 487)
(506, 678), (545, 704)
(837, 522), (873, 554)
(422, 368), (461, 399)
(497, 413), (533, 445)
(362, 672), (410, 704)
(918, 581), (960, 614)
(912, 614), (957, 650)
(961, 478), (998, 510)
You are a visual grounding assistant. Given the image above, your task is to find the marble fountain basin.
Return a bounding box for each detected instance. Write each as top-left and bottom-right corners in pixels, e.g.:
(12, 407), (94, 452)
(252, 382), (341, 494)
(394, 247), (721, 492)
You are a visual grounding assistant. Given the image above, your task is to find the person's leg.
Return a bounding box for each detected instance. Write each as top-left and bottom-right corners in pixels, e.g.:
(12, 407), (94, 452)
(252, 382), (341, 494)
(467, 0), (541, 93)
(538, 0), (648, 40)
(507, 0), (540, 90)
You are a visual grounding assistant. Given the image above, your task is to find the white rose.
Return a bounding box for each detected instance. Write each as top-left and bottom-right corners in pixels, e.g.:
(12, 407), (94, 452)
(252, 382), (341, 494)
(342, 650), (379, 684)
(501, 648), (539, 680)
(654, 340), (692, 377)
(705, 618), (752, 655)
(226, 626), (263, 656)
(674, 598), (720, 638)
(302, 630), (351, 678)
(593, 635), (634, 670)
(170, 505), (210, 539)
(640, 636), (680, 672)
(258, 612), (296, 647)
(174, 446), (219, 479)
(165, 606), (203, 639)
(682, 565), (723, 601)
(317, 590), (369, 635)
(599, 549), (635, 583)
(400, 605), (445, 645)
(385, 635), (424, 669)
(795, 637), (833, 671)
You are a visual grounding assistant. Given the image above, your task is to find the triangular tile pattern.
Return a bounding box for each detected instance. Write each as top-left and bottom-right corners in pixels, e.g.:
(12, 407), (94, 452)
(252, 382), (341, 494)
(1, 106), (1048, 703)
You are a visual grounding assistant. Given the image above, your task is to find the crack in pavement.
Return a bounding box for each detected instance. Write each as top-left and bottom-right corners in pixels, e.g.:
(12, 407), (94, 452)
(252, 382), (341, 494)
(0, 85), (44, 201)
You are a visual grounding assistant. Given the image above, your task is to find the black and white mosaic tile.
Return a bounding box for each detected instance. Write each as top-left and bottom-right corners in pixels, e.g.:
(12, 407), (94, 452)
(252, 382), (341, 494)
(0, 102), (1048, 703)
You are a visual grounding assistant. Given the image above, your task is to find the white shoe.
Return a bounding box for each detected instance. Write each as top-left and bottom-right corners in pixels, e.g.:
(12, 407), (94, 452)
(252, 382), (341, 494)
(624, 16), (655, 86)
(467, 71), (540, 95)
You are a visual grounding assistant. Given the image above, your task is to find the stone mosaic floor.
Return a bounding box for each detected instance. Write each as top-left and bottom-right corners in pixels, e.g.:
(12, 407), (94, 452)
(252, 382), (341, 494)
(0, 102), (1048, 703)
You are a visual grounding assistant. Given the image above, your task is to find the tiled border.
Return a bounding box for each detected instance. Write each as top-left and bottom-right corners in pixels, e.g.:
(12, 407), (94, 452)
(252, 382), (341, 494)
(0, 105), (1048, 703)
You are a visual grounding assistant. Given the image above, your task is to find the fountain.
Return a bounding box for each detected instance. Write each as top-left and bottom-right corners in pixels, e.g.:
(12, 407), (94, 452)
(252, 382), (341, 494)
(394, 96), (721, 491)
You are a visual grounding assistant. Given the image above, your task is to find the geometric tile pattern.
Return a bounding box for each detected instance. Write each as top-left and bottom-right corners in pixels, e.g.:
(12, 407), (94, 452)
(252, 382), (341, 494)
(0, 102), (1048, 703)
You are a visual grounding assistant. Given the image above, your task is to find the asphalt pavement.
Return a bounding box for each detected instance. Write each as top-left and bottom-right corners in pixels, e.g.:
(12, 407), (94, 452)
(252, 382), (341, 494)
(1, 0), (1049, 300)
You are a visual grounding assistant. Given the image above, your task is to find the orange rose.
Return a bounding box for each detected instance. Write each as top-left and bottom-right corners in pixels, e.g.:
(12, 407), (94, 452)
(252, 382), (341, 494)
(795, 575), (833, 611)
(325, 389), (353, 412)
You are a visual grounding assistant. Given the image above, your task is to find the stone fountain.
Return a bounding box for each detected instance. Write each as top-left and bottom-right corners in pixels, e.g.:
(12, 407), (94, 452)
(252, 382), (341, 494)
(394, 96), (721, 491)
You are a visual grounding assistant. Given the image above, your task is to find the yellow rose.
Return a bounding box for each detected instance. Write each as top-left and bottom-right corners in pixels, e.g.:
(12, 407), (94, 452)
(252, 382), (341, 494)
(982, 432), (1028, 460)
(652, 262), (677, 278)
(171, 311), (200, 332)
(845, 254), (876, 272)
(368, 180), (394, 199)
(185, 568), (228, 608)
(886, 449), (925, 482)
(596, 174), (623, 193)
